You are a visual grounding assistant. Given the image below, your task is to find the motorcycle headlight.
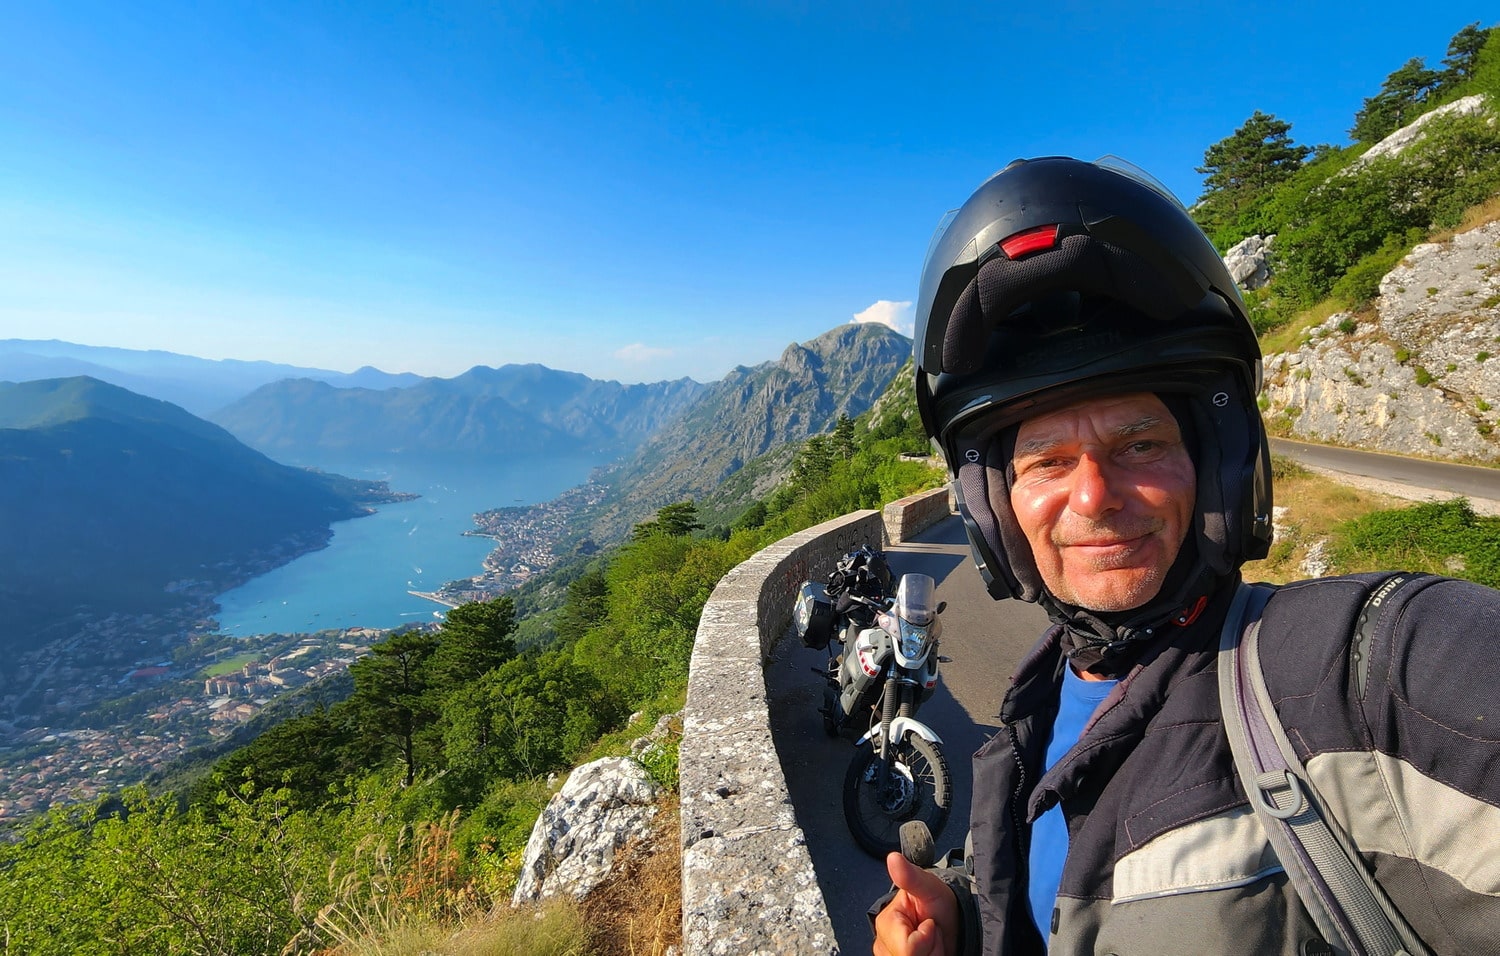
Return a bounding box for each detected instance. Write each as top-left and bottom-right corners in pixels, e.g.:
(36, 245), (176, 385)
(898, 619), (931, 660)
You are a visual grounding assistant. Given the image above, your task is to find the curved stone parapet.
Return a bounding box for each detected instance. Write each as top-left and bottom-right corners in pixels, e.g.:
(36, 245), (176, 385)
(679, 486), (951, 955)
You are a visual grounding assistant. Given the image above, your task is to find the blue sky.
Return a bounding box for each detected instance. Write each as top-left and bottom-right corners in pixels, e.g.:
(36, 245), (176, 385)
(1, 2), (1493, 383)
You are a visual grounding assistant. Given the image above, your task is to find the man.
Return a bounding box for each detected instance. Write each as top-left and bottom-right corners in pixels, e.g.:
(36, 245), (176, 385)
(872, 156), (1500, 955)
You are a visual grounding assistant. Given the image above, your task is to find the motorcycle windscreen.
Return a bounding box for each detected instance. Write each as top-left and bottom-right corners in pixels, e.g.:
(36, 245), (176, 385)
(894, 573), (938, 626)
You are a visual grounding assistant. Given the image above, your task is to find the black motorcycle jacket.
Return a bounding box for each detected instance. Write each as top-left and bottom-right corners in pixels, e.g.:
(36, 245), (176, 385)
(949, 571), (1500, 956)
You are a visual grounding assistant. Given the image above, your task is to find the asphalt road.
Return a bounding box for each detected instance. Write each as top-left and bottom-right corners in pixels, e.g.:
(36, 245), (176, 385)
(1269, 437), (1500, 503)
(765, 516), (1050, 953)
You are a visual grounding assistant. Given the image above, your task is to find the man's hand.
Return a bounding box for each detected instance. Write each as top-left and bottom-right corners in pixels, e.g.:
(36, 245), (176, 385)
(872, 850), (960, 956)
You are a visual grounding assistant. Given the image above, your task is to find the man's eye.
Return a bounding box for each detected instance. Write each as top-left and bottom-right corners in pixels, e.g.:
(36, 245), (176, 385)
(1018, 457), (1065, 475)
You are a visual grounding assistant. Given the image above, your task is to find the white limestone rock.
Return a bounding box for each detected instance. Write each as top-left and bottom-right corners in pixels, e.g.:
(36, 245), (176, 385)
(1353, 95), (1491, 168)
(511, 756), (661, 906)
(1261, 218), (1500, 463)
(1223, 234), (1275, 290)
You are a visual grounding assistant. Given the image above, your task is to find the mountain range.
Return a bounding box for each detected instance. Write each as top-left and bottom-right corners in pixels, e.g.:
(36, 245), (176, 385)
(209, 365), (707, 463)
(0, 339), (423, 417)
(583, 323), (912, 539)
(0, 377), (405, 656)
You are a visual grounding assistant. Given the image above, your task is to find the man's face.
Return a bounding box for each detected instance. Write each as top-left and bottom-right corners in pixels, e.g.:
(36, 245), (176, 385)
(1008, 392), (1196, 612)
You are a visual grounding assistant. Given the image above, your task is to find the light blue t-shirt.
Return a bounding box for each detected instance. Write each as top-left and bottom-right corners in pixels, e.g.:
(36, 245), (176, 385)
(1027, 666), (1118, 943)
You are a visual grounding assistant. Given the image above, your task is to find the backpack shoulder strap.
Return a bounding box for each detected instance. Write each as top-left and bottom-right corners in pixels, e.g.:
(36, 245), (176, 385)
(1218, 579), (1431, 956)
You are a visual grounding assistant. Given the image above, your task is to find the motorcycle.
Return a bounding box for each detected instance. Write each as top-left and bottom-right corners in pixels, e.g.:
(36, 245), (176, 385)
(793, 545), (952, 858)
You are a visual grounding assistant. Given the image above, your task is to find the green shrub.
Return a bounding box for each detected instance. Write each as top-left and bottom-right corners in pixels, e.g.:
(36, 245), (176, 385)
(1331, 231), (1421, 305)
(1415, 366), (1434, 386)
(1328, 498), (1500, 587)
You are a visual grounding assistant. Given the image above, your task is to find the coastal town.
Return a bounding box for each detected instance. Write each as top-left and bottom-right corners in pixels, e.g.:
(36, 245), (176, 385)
(0, 623), (385, 822)
(423, 477), (611, 606)
(0, 481), (598, 829)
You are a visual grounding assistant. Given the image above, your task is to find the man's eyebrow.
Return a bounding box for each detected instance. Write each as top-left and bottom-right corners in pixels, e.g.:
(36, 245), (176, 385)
(1115, 414), (1168, 438)
(1013, 414), (1169, 457)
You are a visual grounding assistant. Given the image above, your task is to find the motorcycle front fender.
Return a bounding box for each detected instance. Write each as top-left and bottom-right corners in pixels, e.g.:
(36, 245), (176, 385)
(856, 715), (944, 747)
(890, 715), (943, 745)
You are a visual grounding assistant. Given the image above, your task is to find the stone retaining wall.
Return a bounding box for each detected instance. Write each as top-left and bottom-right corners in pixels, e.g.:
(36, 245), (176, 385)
(679, 486), (952, 955)
(883, 484), (955, 544)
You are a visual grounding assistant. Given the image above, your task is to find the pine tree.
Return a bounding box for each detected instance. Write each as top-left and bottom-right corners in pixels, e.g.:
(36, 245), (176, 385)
(631, 500), (704, 539)
(555, 569), (610, 646)
(426, 596), (518, 692)
(657, 500), (704, 537)
(348, 629), (439, 786)
(1351, 57), (1443, 143)
(1196, 111), (1311, 211)
(832, 414), (858, 461)
(1441, 22), (1489, 87)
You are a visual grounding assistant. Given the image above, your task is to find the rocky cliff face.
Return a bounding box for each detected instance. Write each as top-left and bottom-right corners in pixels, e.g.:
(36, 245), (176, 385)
(584, 322), (911, 539)
(1261, 219), (1500, 462)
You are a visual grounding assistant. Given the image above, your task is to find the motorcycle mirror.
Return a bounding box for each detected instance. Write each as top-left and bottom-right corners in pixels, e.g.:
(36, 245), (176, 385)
(936, 601), (947, 615)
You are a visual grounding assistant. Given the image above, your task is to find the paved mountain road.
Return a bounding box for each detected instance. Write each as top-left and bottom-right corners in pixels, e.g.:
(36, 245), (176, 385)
(765, 515), (1050, 951)
(1269, 437), (1500, 511)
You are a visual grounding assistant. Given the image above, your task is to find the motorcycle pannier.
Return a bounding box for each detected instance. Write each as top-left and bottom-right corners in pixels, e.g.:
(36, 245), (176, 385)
(794, 582), (835, 650)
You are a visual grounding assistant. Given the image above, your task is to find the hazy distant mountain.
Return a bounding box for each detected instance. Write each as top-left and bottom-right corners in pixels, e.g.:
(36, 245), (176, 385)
(210, 365), (706, 463)
(0, 377), (401, 654)
(584, 322), (912, 539)
(0, 339), (423, 416)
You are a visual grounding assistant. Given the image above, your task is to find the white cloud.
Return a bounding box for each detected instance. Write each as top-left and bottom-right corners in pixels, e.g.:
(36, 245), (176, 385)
(852, 300), (914, 336)
(614, 343), (675, 362)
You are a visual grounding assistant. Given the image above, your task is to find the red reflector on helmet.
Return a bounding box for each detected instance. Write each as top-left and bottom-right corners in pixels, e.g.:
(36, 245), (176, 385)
(999, 224), (1060, 259)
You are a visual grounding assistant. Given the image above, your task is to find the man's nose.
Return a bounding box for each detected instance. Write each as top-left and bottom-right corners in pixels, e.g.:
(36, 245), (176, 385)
(1069, 452), (1125, 518)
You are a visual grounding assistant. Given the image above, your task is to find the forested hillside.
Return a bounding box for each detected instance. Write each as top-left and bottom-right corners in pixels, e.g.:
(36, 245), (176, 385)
(1190, 21), (1499, 329)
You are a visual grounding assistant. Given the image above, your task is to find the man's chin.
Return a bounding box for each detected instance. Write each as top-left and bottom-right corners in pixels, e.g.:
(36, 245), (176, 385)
(1054, 568), (1165, 613)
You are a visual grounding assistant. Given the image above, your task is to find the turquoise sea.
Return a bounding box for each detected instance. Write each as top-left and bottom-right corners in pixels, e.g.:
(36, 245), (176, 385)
(214, 452), (612, 636)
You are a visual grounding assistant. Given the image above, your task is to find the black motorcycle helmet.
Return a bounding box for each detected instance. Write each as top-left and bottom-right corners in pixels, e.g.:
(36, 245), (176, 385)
(914, 156), (1273, 634)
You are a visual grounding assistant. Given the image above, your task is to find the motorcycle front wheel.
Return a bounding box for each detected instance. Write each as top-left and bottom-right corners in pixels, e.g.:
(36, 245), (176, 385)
(841, 734), (950, 859)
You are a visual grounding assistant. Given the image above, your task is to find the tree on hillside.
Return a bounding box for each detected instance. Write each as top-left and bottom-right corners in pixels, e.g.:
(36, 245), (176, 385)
(832, 414), (857, 461)
(1198, 111), (1312, 202)
(426, 596), (518, 692)
(1193, 111), (1311, 241)
(554, 568), (610, 646)
(348, 629), (439, 786)
(1351, 57), (1443, 143)
(192, 705), (359, 810)
(790, 435), (834, 492)
(632, 500), (704, 539)
(1442, 22), (1490, 87)
(445, 651), (620, 780)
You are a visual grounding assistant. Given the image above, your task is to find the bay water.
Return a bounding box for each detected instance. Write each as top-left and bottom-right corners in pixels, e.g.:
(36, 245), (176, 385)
(214, 451), (612, 636)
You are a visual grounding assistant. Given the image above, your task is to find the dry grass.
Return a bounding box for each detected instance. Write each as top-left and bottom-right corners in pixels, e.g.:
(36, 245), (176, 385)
(1259, 298), (1352, 356)
(1428, 193), (1500, 243)
(579, 793), (683, 956)
(305, 809), (593, 956)
(1244, 456), (1409, 584)
(311, 898), (592, 956)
